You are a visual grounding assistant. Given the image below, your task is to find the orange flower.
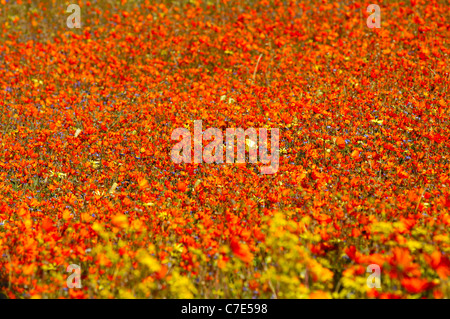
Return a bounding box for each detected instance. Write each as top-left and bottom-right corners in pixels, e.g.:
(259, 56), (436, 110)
(309, 291), (331, 299)
(425, 251), (450, 280)
(177, 181), (187, 192)
(111, 214), (129, 229)
(138, 178), (149, 190)
(230, 238), (253, 264)
(41, 218), (56, 233)
(389, 247), (421, 278)
(351, 149), (360, 159)
(401, 277), (434, 294)
(335, 137), (346, 149)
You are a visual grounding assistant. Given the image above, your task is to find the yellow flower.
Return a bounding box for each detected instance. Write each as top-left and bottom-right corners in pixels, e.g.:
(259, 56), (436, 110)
(137, 249), (161, 272)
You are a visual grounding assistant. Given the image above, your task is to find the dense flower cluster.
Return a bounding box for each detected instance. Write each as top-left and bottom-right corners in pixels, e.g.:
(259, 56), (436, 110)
(0, 0), (449, 299)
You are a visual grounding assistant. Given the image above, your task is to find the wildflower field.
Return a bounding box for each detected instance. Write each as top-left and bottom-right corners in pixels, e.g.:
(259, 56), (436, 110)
(0, 0), (449, 299)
